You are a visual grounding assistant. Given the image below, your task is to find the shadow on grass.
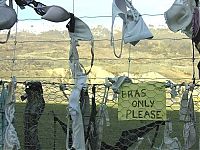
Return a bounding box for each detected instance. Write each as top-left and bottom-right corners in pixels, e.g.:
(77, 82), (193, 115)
(15, 103), (200, 150)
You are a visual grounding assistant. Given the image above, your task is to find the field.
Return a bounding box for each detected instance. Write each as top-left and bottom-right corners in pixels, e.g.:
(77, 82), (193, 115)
(0, 27), (197, 83)
(14, 103), (200, 150)
(13, 82), (200, 150)
(1, 26), (200, 149)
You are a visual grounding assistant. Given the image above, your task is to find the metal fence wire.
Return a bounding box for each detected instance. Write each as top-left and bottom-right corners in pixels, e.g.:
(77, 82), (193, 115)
(0, 2), (200, 149)
(0, 80), (199, 150)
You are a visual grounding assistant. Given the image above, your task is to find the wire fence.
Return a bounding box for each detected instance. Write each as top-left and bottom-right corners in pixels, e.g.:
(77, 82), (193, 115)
(0, 2), (200, 149)
(1, 81), (197, 150)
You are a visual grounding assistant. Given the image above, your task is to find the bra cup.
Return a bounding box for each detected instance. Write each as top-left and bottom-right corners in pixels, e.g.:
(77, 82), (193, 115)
(165, 4), (192, 32)
(164, 0), (196, 33)
(123, 17), (153, 45)
(69, 17), (93, 41)
(41, 5), (70, 22)
(112, 0), (127, 21)
(0, 6), (17, 30)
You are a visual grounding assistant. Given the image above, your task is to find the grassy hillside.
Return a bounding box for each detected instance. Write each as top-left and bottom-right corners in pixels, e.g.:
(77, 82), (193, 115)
(1, 27), (200, 150)
(0, 26), (198, 83)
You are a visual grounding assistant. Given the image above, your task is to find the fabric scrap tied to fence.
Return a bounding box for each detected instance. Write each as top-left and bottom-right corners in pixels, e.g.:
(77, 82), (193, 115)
(118, 82), (166, 121)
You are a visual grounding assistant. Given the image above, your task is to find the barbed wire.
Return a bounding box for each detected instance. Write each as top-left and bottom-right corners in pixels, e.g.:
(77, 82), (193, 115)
(7, 12), (192, 44)
(1, 76), (194, 81)
(0, 57), (199, 61)
(18, 13), (165, 21)
(1, 11), (198, 83)
(7, 37), (190, 43)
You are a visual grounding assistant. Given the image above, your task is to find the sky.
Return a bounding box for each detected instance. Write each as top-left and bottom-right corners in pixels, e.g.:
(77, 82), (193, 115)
(13, 0), (175, 32)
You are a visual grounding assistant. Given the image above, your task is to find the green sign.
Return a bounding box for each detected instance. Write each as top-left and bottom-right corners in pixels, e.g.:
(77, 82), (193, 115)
(118, 82), (166, 121)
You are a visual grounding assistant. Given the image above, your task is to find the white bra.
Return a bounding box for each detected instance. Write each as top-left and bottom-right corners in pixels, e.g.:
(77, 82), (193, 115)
(111, 0), (153, 58)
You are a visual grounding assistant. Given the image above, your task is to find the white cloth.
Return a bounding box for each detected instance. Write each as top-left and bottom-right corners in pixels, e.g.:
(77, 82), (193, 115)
(179, 88), (197, 149)
(69, 17), (93, 42)
(164, 0), (196, 37)
(109, 76), (132, 94)
(111, 0), (153, 57)
(68, 14), (94, 149)
(68, 16), (94, 75)
(179, 89), (190, 121)
(180, 90), (196, 122)
(123, 0), (153, 45)
(69, 40), (84, 78)
(95, 79), (111, 149)
(3, 77), (20, 150)
(68, 38), (86, 150)
(69, 87), (85, 150)
(183, 92), (196, 149)
(108, 76), (132, 100)
(159, 121), (181, 150)
(183, 122), (196, 149)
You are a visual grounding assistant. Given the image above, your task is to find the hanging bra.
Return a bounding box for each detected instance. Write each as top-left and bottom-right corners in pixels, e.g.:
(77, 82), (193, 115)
(67, 14), (94, 75)
(111, 0), (153, 58)
(0, 0), (17, 44)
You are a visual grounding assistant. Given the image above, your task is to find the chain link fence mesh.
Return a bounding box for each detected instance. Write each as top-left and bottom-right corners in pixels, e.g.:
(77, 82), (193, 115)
(7, 82), (197, 150)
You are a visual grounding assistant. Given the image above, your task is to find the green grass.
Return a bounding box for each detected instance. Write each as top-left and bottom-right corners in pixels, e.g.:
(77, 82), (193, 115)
(15, 103), (200, 150)
(15, 103), (67, 150)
